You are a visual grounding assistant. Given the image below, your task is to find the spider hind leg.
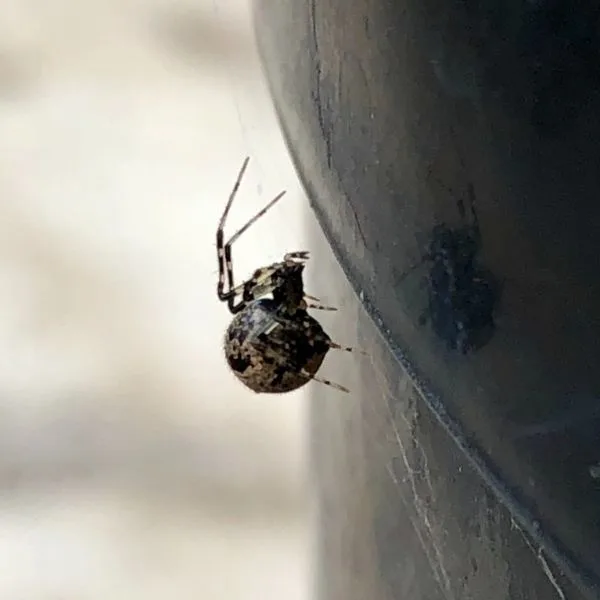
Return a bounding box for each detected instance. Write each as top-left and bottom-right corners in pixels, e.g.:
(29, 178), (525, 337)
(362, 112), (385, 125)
(299, 369), (349, 393)
(328, 341), (360, 353)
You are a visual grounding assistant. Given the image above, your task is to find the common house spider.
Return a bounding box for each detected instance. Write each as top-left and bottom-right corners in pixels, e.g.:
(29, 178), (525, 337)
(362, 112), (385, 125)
(216, 157), (356, 393)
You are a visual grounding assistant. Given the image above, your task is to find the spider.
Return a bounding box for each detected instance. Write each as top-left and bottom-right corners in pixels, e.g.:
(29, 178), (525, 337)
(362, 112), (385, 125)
(216, 157), (356, 394)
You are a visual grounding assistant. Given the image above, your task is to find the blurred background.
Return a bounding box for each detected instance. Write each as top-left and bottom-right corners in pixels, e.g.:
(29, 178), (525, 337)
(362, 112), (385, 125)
(0, 0), (326, 597)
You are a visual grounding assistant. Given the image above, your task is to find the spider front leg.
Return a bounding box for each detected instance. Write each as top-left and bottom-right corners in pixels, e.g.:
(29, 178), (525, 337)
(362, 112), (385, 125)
(216, 158), (249, 307)
(216, 157), (286, 314)
(284, 251), (310, 262)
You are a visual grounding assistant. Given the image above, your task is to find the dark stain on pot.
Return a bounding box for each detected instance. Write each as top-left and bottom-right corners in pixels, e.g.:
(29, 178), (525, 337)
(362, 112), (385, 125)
(420, 222), (500, 354)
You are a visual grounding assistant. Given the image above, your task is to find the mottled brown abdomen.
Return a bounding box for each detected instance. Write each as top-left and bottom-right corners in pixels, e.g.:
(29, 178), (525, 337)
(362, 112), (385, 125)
(224, 298), (331, 394)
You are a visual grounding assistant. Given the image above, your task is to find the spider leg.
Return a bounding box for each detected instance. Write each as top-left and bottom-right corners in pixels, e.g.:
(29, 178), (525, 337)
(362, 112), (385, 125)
(285, 251), (310, 262)
(299, 369), (349, 393)
(327, 340), (368, 355)
(226, 190), (286, 249)
(217, 157), (250, 237)
(246, 321), (350, 390)
(221, 264), (283, 312)
(242, 327), (349, 392)
(304, 335), (367, 355)
(306, 302), (337, 311)
(216, 156), (287, 313)
(299, 320), (365, 354)
(217, 157), (250, 302)
(222, 190), (286, 313)
(327, 341), (356, 352)
(303, 293), (337, 310)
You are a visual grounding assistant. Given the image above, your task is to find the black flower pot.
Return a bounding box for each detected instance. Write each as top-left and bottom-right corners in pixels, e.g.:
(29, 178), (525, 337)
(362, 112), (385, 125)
(253, 2), (600, 598)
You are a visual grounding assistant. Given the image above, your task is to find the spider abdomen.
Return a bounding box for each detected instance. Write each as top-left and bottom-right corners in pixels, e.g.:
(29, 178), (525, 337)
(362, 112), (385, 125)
(224, 298), (331, 394)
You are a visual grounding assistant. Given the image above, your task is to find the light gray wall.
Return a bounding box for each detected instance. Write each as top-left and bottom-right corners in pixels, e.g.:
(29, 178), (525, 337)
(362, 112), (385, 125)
(0, 1), (316, 598)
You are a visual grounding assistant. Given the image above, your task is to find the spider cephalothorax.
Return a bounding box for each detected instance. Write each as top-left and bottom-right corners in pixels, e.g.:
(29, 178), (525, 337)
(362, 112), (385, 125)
(216, 157), (355, 394)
